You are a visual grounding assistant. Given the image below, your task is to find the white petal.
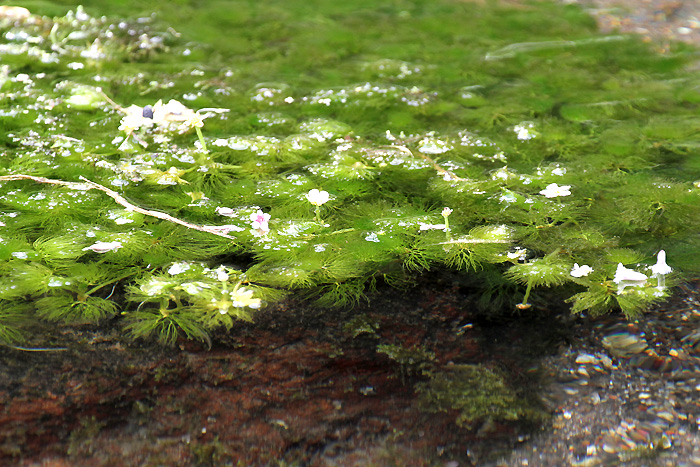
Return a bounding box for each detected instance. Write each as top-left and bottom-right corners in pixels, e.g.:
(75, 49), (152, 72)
(650, 250), (672, 275)
(613, 263), (647, 283)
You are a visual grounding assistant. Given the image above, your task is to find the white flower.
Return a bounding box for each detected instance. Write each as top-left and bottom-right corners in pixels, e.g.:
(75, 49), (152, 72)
(613, 263), (647, 283)
(216, 206), (236, 217)
(306, 189), (330, 206)
(118, 114), (151, 135)
(570, 263), (593, 278)
(151, 99), (195, 124)
(230, 287), (261, 309)
(215, 266), (229, 282)
(167, 262), (191, 275)
(210, 297), (231, 315)
(250, 210), (271, 233)
(650, 250), (672, 276)
(212, 288), (262, 314)
(539, 183), (571, 198)
(613, 263), (647, 294)
(83, 241), (122, 253)
(651, 250), (672, 290)
(514, 123), (536, 140)
(441, 207), (453, 217)
(185, 112), (205, 129)
(0, 6), (30, 20)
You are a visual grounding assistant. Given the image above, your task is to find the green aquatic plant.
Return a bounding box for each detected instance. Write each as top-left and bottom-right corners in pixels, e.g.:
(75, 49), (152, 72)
(377, 343), (436, 380)
(417, 364), (546, 429)
(1, 2), (700, 345)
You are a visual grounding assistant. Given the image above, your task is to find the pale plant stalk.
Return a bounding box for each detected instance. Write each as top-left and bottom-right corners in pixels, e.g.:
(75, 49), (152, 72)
(195, 126), (208, 152)
(0, 174), (236, 240)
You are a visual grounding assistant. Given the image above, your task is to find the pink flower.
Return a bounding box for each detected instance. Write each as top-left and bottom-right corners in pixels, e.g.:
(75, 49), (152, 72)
(250, 210), (270, 233)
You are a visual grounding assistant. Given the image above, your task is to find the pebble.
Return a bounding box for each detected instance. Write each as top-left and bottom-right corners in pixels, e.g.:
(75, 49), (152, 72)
(507, 281), (700, 465)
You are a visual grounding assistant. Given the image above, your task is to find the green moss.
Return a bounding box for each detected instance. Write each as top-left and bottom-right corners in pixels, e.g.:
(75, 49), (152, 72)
(343, 313), (380, 338)
(417, 364), (547, 429)
(377, 343), (436, 379)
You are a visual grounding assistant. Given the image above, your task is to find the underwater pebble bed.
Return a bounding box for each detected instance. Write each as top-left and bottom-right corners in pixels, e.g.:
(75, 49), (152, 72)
(4, 278), (700, 465)
(501, 281), (700, 467)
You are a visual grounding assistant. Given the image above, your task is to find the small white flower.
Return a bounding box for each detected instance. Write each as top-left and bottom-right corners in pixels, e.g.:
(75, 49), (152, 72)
(539, 183), (571, 198)
(514, 122), (536, 141)
(215, 266), (229, 282)
(651, 250), (672, 290)
(211, 297), (231, 315)
(216, 206), (236, 217)
(168, 262), (191, 275)
(306, 189), (330, 206)
(83, 241), (122, 253)
(613, 263), (647, 283)
(185, 112), (205, 129)
(441, 207), (453, 217)
(118, 114), (152, 135)
(613, 263), (647, 294)
(650, 250), (672, 276)
(230, 287), (262, 310)
(570, 263), (593, 278)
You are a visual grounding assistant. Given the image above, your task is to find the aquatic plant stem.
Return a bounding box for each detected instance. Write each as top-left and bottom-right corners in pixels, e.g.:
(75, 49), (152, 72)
(0, 174), (237, 240)
(195, 126), (208, 152)
(2, 344), (68, 352)
(520, 278), (534, 308)
(85, 268), (141, 296)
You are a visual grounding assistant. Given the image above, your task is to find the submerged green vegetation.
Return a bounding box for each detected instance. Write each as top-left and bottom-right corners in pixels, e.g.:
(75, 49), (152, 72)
(417, 364), (546, 429)
(1, 1), (700, 346)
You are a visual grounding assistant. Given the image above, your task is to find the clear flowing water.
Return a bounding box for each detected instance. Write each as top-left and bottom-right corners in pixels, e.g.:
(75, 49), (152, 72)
(4, 1), (700, 464)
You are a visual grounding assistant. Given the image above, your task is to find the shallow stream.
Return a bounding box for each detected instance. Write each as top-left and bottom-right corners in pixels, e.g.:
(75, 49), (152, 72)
(4, 0), (700, 465)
